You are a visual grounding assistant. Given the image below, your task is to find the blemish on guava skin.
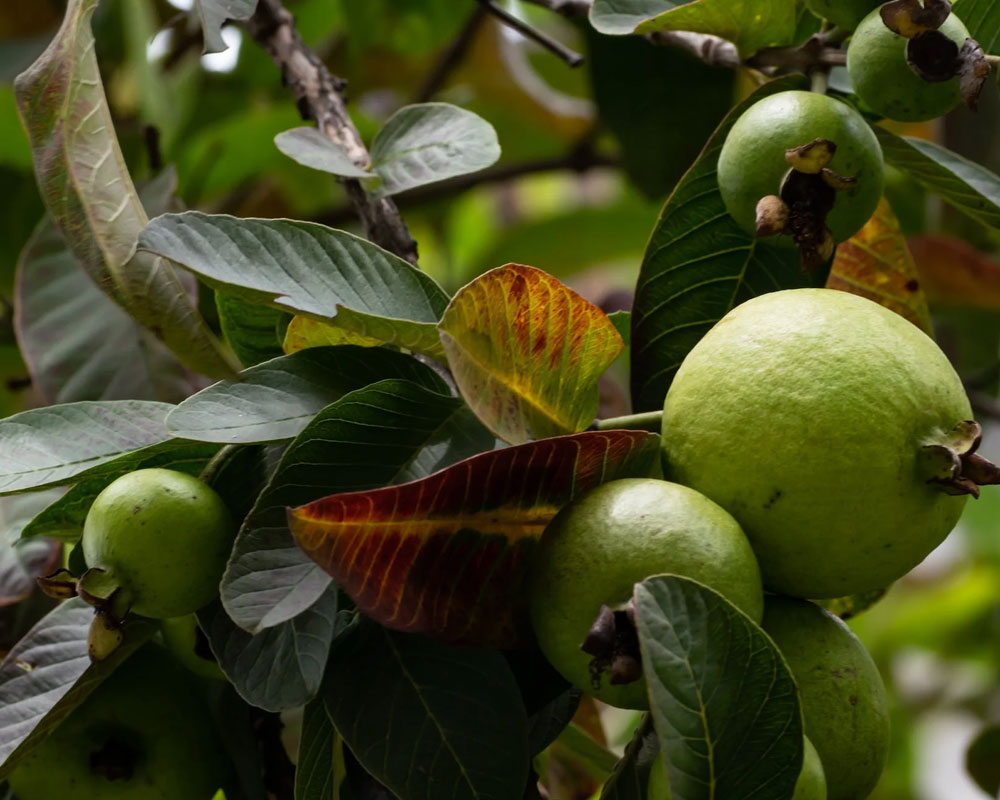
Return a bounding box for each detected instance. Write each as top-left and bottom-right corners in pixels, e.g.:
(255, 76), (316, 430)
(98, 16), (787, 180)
(763, 489), (783, 510)
(849, 695), (858, 706)
(131, 505), (141, 516)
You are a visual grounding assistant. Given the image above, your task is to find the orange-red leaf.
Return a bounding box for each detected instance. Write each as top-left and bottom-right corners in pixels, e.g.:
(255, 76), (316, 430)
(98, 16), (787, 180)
(826, 197), (933, 334)
(289, 430), (660, 647)
(438, 264), (624, 444)
(908, 234), (1000, 311)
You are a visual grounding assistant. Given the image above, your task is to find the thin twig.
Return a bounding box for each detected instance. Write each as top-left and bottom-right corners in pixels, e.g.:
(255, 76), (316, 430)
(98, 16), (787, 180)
(477, 0), (585, 67)
(414, 6), (489, 103)
(245, 0), (419, 263)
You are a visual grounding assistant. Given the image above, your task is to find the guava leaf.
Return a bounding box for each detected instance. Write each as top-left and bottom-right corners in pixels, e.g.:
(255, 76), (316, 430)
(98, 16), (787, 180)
(908, 234), (1000, 309)
(952, 0), (1000, 55)
(323, 621), (528, 800)
(438, 264), (624, 444)
(199, 590), (348, 712)
(600, 715), (660, 800)
(282, 315), (383, 353)
(589, 0), (686, 35)
(630, 74), (825, 413)
(166, 346), (444, 444)
(222, 379), (494, 634)
(0, 599), (157, 778)
(368, 103), (501, 197)
(527, 689), (583, 757)
(138, 212), (449, 360)
(0, 400), (179, 495)
(216, 292), (287, 368)
(274, 127), (373, 178)
(826, 197), (934, 335)
(874, 126), (1000, 231)
(633, 575), (803, 800)
(13, 0), (238, 380)
(295, 696), (340, 800)
(290, 430), (660, 647)
(19, 440), (218, 542)
(0, 494), (62, 605)
(196, 0), (258, 54)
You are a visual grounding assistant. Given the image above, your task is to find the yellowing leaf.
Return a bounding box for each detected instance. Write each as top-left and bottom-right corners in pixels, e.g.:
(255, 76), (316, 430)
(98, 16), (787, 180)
(437, 264), (624, 444)
(282, 315), (383, 354)
(908, 234), (1000, 310)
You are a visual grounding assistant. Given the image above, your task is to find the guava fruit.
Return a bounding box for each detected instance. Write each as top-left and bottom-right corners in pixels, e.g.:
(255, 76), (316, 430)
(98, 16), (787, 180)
(661, 288), (985, 599)
(8, 643), (232, 799)
(528, 478), (763, 710)
(805, 0), (882, 31)
(82, 468), (235, 619)
(848, 7), (970, 121)
(160, 614), (226, 681)
(762, 597), (889, 800)
(716, 91), (883, 264)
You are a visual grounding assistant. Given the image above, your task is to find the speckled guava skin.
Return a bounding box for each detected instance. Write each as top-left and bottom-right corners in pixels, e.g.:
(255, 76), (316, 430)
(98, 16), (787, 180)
(8, 644), (232, 799)
(528, 478), (763, 710)
(848, 9), (970, 122)
(806, 0), (882, 31)
(763, 597), (889, 800)
(82, 468), (235, 619)
(716, 91), (884, 243)
(661, 288), (972, 598)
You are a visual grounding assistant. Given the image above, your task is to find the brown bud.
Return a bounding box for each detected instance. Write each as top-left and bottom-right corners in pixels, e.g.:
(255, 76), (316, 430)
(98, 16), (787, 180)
(609, 653), (643, 685)
(785, 138), (836, 173)
(755, 195), (790, 237)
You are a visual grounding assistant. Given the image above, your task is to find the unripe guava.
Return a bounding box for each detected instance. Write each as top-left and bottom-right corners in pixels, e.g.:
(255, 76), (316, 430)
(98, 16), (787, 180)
(762, 597), (889, 800)
(847, 8), (970, 121)
(661, 288), (974, 598)
(160, 614), (226, 681)
(717, 91), (883, 245)
(805, 0), (882, 31)
(528, 478), (763, 710)
(8, 644), (232, 799)
(82, 468), (235, 619)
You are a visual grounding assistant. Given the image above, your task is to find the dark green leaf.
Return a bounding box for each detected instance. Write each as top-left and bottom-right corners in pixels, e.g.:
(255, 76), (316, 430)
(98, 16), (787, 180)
(527, 689), (582, 757)
(634, 575), (802, 800)
(966, 723), (1000, 796)
(296, 696), (339, 800)
(630, 74), (825, 412)
(221, 379), (494, 633)
(167, 346), (445, 444)
(216, 292), (287, 368)
(600, 715), (659, 800)
(952, 0), (1000, 55)
(323, 621), (528, 800)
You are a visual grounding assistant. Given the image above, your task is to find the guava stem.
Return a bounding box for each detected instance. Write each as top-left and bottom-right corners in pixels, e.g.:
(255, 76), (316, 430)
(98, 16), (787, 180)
(199, 444), (240, 485)
(595, 411), (663, 432)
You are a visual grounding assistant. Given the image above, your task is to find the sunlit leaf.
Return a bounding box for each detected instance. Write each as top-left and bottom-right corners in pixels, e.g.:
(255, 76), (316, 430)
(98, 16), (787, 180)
(439, 264), (624, 444)
(291, 430), (660, 647)
(282, 315), (383, 354)
(908, 234), (1000, 310)
(826, 197), (933, 334)
(274, 127), (372, 178)
(13, 0), (238, 379)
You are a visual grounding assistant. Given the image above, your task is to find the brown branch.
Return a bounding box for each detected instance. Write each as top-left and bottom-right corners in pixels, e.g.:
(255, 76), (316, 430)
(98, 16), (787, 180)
(246, 0), (419, 264)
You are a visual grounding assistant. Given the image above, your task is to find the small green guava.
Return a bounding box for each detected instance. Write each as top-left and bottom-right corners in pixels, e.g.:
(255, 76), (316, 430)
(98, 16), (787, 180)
(848, 8), (970, 122)
(661, 288), (981, 599)
(762, 597), (889, 800)
(8, 644), (232, 799)
(160, 614), (226, 681)
(82, 468), (235, 619)
(528, 478), (763, 710)
(717, 91), (884, 252)
(805, 0), (882, 31)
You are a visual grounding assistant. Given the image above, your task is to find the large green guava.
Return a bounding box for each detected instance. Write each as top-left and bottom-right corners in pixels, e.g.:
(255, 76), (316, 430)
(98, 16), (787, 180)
(805, 0), (882, 31)
(717, 91), (883, 246)
(762, 597), (889, 800)
(661, 288), (975, 599)
(528, 478), (763, 710)
(82, 468), (235, 619)
(848, 8), (970, 122)
(8, 644), (232, 799)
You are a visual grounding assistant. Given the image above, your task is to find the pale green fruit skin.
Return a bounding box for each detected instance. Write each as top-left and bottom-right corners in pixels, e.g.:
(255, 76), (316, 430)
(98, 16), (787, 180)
(647, 756), (672, 799)
(82, 468), (235, 619)
(763, 597), (889, 800)
(529, 478), (764, 710)
(160, 614), (226, 681)
(794, 737), (828, 800)
(848, 9), (970, 122)
(806, 0), (882, 31)
(8, 644), (231, 800)
(717, 91), (884, 243)
(661, 288), (971, 598)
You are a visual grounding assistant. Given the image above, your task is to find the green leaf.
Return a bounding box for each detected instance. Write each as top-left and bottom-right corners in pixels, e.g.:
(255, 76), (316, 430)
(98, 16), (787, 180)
(295, 697), (339, 800)
(167, 346), (445, 444)
(139, 212), (450, 359)
(630, 74), (825, 413)
(323, 621), (529, 800)
(633, 575), (803, 800)
(634, 0), (798, 56)
(199, 590), (349, 712)
(274, 127), (373, 179)
(0, 599), (157, 778)
(0, 494), (62, 606)
(0, 401), (176, 494)
(527, 689), (582, 757)
(216, 292), (287, 368)
(221, 379), (494, 633)
(589, 0), (680, 35)
(196, 0), (258, 54)
(952, 0), (1000, 55)
(874, 126), (1000, 231)
(13, 0), (238, 380)
(369, 103), (501, 197)
(966, 723), (1000, 796)
(600, 715), (660, 800)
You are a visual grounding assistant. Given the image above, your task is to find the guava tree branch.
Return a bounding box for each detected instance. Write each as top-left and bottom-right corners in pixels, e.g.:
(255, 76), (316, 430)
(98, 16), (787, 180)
(246, 0), (419, 264)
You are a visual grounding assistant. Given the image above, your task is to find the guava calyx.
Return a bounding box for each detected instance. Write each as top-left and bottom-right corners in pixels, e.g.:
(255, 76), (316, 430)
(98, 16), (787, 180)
(88, 735), (139, 781)
(923, 420), (1000, 497)
(581, 601), (643, 687)
(88, 611), (125, 662)
(880, 0), (951, 38)
(36, 568), (79, 600)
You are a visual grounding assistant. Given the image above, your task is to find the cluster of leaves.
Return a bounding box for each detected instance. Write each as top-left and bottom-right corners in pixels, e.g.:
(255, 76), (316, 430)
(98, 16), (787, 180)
(4, 0), (1000, 799)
